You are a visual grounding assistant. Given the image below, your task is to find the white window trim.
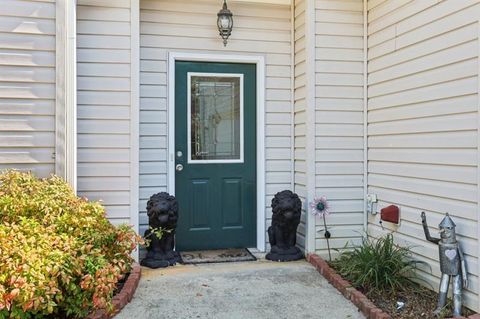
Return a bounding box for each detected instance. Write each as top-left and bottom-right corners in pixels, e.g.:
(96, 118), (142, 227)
(168, 52), (266, 252)
(187, 72), (244, 164)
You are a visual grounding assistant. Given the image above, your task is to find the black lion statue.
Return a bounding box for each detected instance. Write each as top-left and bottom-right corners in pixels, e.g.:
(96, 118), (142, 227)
(140, 192), (181, 268)
(266, 190), (304, 261)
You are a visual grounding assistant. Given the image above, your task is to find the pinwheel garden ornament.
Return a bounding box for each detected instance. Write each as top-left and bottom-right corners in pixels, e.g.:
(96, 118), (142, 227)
(311, 196), (332, 260)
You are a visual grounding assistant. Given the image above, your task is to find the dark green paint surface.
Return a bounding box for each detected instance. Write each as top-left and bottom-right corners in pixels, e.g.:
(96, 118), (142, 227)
(175, 61), (256, 250)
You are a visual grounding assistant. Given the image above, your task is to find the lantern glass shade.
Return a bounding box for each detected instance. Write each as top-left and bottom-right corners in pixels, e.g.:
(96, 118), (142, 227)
(219, 16), (231, 29)
(217, 0), (233, 46)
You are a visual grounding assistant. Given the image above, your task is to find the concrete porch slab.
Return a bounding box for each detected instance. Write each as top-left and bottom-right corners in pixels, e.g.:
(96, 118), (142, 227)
(116, 259), (365, 319)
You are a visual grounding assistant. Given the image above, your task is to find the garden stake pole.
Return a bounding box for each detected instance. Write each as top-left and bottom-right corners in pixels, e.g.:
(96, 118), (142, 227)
(323, 214), (332, 261)
(311, 196), (331, 261)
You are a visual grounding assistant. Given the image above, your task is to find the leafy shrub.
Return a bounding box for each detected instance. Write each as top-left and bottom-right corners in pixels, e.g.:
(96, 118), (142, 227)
(0, 170), (141, 318)
(331, 234), (423, 295)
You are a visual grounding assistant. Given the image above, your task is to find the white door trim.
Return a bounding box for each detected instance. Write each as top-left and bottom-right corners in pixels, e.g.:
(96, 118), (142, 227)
(167, 52), (266, 252)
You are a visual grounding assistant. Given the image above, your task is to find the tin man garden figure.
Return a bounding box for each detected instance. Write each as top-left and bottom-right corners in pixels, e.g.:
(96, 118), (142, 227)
(421, 211), (468, 317)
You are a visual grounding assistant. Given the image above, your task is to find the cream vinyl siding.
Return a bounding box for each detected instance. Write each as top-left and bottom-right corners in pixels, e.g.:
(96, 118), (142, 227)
(367, 0), (480, 311)
(76, 0), (133, 225)
(139, 0), (293, 248)
(314, 0), (364, 257)
(293, 0), (307, 250)
(0, 0), (56, 177)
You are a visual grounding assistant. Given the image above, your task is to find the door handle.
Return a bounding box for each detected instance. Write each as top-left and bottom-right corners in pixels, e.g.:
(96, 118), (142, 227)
(176, 164), (184, 172)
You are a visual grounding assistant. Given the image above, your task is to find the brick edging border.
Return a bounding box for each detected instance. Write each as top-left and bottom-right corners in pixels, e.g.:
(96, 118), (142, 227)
(307, 253), (390, 319)
(87, 263), (142, 319)
(307, 254), (480, 319)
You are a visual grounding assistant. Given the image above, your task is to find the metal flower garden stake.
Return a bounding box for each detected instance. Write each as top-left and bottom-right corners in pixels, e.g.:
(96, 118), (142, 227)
(311, 196), (331, 260)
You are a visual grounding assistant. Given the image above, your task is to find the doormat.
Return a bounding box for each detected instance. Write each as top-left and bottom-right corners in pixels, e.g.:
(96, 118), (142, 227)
(179, 248), (257, 264)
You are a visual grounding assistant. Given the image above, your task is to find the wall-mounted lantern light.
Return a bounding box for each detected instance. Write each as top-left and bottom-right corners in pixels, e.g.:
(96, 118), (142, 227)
(217, 0), (233, 46)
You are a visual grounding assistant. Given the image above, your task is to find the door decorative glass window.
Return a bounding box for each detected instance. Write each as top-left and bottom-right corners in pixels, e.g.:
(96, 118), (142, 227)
(187, 73), (243, 163)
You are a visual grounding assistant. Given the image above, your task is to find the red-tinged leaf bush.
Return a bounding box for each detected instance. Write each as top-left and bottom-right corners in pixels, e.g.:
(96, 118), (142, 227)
(0, 170), (142, 318)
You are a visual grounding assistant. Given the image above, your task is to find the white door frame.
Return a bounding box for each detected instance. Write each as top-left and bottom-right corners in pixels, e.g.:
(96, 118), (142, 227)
(167, 52), (266, 252)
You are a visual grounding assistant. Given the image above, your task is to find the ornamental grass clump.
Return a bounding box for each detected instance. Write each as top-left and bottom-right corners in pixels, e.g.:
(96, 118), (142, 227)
(331, 234), (423, 295)
(0, 170), (141, 319)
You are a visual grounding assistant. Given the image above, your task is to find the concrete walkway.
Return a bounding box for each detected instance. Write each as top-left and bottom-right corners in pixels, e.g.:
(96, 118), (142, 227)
(116, 259), (365, 319)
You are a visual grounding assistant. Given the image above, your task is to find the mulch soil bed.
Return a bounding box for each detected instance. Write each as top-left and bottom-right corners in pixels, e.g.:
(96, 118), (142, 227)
(307, 254), (479, 319)
(365, 282), (474, 319)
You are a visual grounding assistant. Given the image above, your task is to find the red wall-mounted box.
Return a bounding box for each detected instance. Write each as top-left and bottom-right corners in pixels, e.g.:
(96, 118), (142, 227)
(380, 205), (400, 224)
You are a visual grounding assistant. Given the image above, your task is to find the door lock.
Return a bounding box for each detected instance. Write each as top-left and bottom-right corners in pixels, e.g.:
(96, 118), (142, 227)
(175, 164), (184, 172)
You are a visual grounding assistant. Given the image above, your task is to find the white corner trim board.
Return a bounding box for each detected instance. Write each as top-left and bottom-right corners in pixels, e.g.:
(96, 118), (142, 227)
(476, 19), (480, 313)
(305, 0), (316, 254)
(55, 0), (77, 191)
(167, 52), (266, 252)
(130, 0), (140, 261)
(362, 0), (368, 236)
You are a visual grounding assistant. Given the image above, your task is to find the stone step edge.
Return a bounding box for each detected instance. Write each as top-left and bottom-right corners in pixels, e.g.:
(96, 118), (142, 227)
(87, 263), (142, 319)
(307, 254), (480, 319)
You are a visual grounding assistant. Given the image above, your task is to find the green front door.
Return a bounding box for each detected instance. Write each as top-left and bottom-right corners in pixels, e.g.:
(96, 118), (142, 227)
(175, 61), (256, 251)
